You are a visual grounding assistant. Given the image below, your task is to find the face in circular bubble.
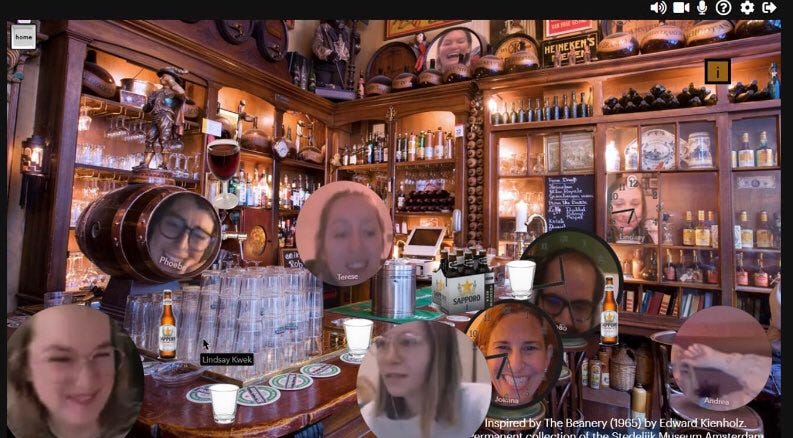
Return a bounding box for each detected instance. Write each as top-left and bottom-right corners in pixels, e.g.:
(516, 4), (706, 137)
(148, 194), (218, 275)
(297, 181), (393, 287)
(7, 305), (144, 438)
(356, 321), (491, 438)
(468, 301), (562, 409)
(671, 306), (772, 411)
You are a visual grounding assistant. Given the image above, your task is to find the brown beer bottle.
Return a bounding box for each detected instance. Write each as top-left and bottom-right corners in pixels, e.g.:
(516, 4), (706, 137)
(600, 276), (619, 345)
(158, 290), (177, 360)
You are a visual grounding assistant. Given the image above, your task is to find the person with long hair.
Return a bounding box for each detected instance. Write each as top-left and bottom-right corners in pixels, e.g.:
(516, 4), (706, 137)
(607, 174), (651, 243)
(435, 29), (480, 72)
(360, 321), (490, 438)
(7, 305), (143, 438)
(474, 302), (556, 407)
(304, 189), (390, 287)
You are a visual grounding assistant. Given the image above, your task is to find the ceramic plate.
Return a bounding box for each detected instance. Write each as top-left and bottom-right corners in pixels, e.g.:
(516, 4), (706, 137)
(633, 128), (684, 171)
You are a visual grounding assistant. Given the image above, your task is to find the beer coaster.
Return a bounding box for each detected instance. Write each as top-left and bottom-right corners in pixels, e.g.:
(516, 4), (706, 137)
(445, 315), (471, 322)
(237, 385), (281, 406)
(185, 384), (213, 404)
(339, 352), (364, 365)
(269, 373), (313, 391)
(465, 310), (479, 315)
(300, 363), (341, 378)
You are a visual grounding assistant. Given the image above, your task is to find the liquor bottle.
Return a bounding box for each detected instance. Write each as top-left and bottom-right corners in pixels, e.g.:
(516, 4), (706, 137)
(640, 250), (658, 281)
(689, 251), (704, 283)
(663, 248), (676, 281)
(631, 384), (648, 427)
(561, 94), (570, 119)
(631, 249), (644, 279)
(695, 210), (711, 247)
(434, 127), (444, 159)
(518, 98), (526, 123)
(580, 91), (588, 117)
(739, 210), (754, 249)
(677, 250), (686, 280)
(368, 134), (377, 164)
(552, 96), (560, 120)
(768, 62), (781, 100)
(397, 182), (405, 211)
(418, 130), (427, 160)
(736, 252), (749, 286)
(773, 212), (781, 249)
(756, 210), (773, 248)
(424, 131), (434, 160)
(463, 250), (475, 276)
(570, 91), (579, 118)
(408, 131), (417, 162)
(158, 290), (177, 360)
(237, 167), (247, 206)
(525, 98), (534, 122)
(245, 174), (254, 207)
(394, 134), (402, 163)
(534, 98), (543, 122)
(543, 97), (551, 121)
(705, 251), (719, 284)
(445, 133), (454, 159)
(755, 131), (775, 167)
(290, 177), (299, 210)
(737, 132), (755, 168)
(600, 276), (619, 346)
(501, 102), (510, 126)
(682, 211), (695, 246)
(753, 254), (769, 287)
(586, 87), (594, 117)
(708, 210), (718, 248)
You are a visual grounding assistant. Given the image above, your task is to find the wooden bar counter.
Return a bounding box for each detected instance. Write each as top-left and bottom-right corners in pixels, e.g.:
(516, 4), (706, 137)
(131, 309), (409, 438)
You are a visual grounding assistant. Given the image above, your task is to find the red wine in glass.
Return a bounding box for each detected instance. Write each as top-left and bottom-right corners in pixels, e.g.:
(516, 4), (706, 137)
(207, 139), (241, 210)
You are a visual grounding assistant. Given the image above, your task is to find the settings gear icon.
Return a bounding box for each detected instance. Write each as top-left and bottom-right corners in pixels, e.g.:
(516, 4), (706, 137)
(740, 0), (755, 14)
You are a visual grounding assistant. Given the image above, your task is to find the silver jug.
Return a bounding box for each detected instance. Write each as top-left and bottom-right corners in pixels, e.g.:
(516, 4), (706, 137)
(371, 259), (416, 319)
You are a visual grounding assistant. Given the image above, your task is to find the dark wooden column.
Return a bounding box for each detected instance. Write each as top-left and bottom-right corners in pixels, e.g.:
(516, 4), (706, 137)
(19, 29), (88, 299)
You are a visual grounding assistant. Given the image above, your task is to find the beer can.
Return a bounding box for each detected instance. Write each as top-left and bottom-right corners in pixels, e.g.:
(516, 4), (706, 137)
(581, 357), (589, 387)
(589, 359), (601, 389)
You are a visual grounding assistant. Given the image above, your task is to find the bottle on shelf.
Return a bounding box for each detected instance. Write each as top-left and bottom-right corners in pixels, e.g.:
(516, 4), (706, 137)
(439, 249), (449, 274)
(768, 62), (781, 100)
(756, 210), (774, 249)
(552, 96), (560, 120)
(580, 91), (588, 117)
(237, 167), (247, 207)
(586, 87), (594, 117)
(739, 210), (754, 249)
(570, 91), (579, 118)
(695, 210), (711, 247)
(525, 98), (534, 123)
(737, 132), (755, 168)
(677, 249), (686, 280)
(708, 210), (718, 248)
(408, 131), (417, 162)
(624, 143), (639, 171)
(640, 250), (658, 281)
(561, 94), (570, 119)
(534, 98), (543, 122)
(689, 251), (704, 283)
(753, 253), (769, 287)
(600, 276), (619, 346)
(158, 290), (177, 360)
(736, 252), (749, 286)
(397, 182), (405, 211)
(518, 99), (526, 123)
(631, 384), (648, 427)
(663, 248), (676, 281)
(705, 250), (719, 284)
(434, 127), (444, 159)
(755, 131), (776, 167)
(682, 211), (695, 246)
(445, 133), (454, 159)
(374, 135), (383, 163)
(543, 97), (551, 122)
(631, 248), (644, 279)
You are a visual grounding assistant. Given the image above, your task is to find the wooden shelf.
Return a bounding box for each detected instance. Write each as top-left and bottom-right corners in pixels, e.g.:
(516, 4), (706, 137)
(395, 211), (452, 216)
(581, 385), (631, 408)
(736, 285), (774, 294)
(81, 93), (201, 132)
(624, 278), (721, 290)
(73, 163), (199, 185)
(279, 209), (301, 216)
(660, 245), (720, 252)
(240, 148), (274, 161)
(736, 247), (781, 254)
(608, 242), (658, 249)
(490, 116), (595, 132)
(396, 158), (456, 169)
(281, 158), (324, 171)
(337, 163), (388, 172)
(731, 166), (781, 172)
(618, 311), (684, 334)
(499, 171), (593, 178)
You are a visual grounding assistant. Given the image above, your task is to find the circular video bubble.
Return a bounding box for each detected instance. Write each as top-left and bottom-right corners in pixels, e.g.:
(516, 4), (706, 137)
(7, 305), (144, 438)
(466, 300), (563, 411)
(356, 321), (491, 437)
(671, 305), (772, 411)
(523, 228), (622, 341)
(296, 181), (393, 287)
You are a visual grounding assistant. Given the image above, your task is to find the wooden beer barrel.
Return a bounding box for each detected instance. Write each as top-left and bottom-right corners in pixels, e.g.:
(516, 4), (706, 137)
(365, 41), (418, 81)
(76, 184), (221, 283)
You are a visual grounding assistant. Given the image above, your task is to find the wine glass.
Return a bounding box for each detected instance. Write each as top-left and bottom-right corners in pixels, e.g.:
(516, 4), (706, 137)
(207, 139), (241, 210)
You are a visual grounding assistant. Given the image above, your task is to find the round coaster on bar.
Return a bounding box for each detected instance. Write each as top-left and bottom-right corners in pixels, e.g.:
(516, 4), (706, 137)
(300, 363), (341, 378)
(185, 384), (213, 404)
(340, 352), (364, 365)
(445, 315), (471, 322)
(237, 385), (281, 406)
(269, 373), (314, 391)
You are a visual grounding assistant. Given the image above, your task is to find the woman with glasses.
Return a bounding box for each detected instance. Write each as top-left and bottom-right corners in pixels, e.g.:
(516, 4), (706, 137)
(7, 305), (143, 438)
(358, 321), (490, 438)
(534, 249), (605, 335)
(474, 302), (558, 408)
(147, 193), (218, 275)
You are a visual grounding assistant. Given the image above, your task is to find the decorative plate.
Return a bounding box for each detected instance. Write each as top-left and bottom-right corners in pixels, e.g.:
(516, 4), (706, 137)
(255, 20), (288, 62)
(216, 20), (255, 45)
(237, 385), (281, 406)
(632, 128), (685, 171)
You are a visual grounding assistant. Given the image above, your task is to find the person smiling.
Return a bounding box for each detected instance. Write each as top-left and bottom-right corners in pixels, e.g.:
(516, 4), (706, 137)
(434, 29), (480, 72)
(305, 189), (391, 287)
(7, 305), (143, 438)
(607, 174), (650, 243)
(474, 302), (556, 407)
(360, 321), (490, 438)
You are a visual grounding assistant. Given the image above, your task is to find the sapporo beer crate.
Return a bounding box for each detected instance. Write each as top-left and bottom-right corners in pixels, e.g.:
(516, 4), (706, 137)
(431, 269), (494, 314)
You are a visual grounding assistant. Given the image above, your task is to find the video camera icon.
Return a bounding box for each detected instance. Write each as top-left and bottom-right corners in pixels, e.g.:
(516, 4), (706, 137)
(650, 1), (669, 13)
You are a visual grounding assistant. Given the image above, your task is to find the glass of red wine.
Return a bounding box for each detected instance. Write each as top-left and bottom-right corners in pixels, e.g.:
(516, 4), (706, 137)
(207, 139), (241, 210)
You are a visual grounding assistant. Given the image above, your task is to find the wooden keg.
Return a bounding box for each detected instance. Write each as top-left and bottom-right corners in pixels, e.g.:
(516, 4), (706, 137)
(76, 184), (221, 283)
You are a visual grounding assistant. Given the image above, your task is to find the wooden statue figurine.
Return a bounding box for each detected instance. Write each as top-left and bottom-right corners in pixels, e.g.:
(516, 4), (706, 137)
(137, 66), (189, 171)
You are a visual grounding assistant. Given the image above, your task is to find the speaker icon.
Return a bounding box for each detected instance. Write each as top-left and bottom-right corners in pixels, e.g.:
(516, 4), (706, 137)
(650, 1), (669, 13)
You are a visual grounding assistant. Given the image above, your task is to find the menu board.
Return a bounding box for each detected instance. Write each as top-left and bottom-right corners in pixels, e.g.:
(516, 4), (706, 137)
(545, 175), (595, 232)
(279, 248), (304, 268)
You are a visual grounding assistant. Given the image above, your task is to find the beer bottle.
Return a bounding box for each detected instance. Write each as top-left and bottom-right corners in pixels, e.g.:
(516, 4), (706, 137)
(600, 276), (619, 345)
(159, 290), (177, 360)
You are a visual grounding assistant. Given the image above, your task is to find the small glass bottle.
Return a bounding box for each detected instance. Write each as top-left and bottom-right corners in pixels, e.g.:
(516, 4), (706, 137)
(543, 97), (551, 121)
(736, 252), (750, 286)
(756, 210), (773, 248)
(663, 248), (676, 281)
(570, 91), (579, 118)
(445, 133), (454, 159)
(534, 98), (543, 122)
(631, 249), (644, 279)
(682, 211), (695, 246)
(737, 132), (755, 168)
(755, 131), (776, 167)
(561, 94), (570, 119)
(768, 62), (781, 100)
(739, 210), (754, 249)
(706, 251), (719, 284)
(509, 101), (518, 124)
(753, 254), (769, 287)
(552, 96), (560, 120)
(518, 99), (526, 123)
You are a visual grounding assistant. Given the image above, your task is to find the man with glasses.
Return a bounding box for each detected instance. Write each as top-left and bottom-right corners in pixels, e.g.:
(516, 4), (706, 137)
(533, 249), (605, 336)
(148, 194), (218, 275)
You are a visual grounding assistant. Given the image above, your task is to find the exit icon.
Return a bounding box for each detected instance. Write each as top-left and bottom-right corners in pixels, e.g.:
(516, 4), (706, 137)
(705, 59), (731, 84)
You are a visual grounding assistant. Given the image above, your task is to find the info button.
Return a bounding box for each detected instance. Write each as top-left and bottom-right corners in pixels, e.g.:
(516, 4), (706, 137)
(705, 59), (731, 84)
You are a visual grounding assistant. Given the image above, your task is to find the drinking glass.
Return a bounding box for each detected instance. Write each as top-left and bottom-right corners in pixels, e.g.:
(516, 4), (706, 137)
(209, 384), (239, 424)
(343, 319), (373, 359)
(507, 260), (537, 300)
(206, 139), (241, 210)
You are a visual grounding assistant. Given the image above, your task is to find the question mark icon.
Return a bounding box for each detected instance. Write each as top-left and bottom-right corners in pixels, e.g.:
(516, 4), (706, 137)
(716, 0), (733, 14)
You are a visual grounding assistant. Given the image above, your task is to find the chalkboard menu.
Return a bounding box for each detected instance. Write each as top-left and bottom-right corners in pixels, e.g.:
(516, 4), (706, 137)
(545, 175), (595, 232)
(279, 248), (304, 268)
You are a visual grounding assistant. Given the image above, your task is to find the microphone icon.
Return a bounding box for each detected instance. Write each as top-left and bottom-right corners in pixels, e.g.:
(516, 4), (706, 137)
(697, 0), (708, 14)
